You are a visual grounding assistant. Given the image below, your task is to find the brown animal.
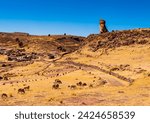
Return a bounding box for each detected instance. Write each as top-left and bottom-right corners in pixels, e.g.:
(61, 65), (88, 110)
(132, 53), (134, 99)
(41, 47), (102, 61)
(52, 84), (59, 89)
(70, 85), (77, 90)
(82, 83), (87, 86)
(89, 84), (93, 88)
(24, 86), (30, 91)
(1, 93), (8, 99)
(18, 88), (25, 94)
(101, 80), (108, 85)
(4, 76), (8, 80)
(54, 79), (62, 84)
(0, 76), (3, 80)
(77, 82), (87, 87)
(76, 81), (82, 86)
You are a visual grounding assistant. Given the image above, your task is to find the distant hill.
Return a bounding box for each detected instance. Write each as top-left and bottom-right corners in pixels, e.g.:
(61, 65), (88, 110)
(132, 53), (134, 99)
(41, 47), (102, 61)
(0, 32), (85, 60)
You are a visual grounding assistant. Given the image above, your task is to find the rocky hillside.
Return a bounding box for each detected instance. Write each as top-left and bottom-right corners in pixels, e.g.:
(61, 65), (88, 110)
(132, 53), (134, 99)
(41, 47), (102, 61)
(86, 29), (150, 52)
(0, 32), (85, 62)
(63, 28), (150, 82)
(0, 29), (150, 106)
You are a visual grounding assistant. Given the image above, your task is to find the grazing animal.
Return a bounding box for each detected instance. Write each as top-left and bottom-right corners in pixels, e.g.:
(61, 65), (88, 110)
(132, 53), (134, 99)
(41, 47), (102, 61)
(54, 79), (62, 84)
(82, 83), (87, 86)
(0, 76), (3, 80)
(60, 101), (63, 104)
(52, 84), (59, 89)
(1, 93), (8, 99)
(77, 82), (87, 87)
(89, 84), (93, 88)
(18, 88), (25, 94)
(77, 81), (82, 86)
(70, 85), (77, 90)
(4, 77), (8, 80)
(101, 80), (108, 85)
(24, 86), (30, 91)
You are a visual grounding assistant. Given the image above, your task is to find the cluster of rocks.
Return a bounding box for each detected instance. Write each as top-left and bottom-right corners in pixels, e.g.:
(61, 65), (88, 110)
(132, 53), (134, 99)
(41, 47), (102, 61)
(1, 63), (12, 67)
(64, 61), (134, 83)
(68, 85), (77, 90)
(88, 29), (150, 51)
(57, 46), (67, 52)
(8, 53), (37, 62)
(47, 54), (55, 59)
(55, 36), (85, 53)
(0, 48), (38, 62)
(56, 36), (84, 43)
(110, 64), (130, 71)
(52, 79), (62, 89)
(15, 38), (24, 48)
(76, 81), (87, 87)
(0, 76), (8, 81)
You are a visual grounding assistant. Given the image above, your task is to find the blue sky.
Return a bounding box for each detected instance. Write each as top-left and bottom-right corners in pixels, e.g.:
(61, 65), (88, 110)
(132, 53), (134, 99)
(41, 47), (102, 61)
(0, 0), (149, 36)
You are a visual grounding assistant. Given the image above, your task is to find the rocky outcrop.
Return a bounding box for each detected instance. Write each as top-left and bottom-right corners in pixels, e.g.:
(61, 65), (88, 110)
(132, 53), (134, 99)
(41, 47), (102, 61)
(0, 48), (38, 62)
(100, 19), (108, 33)
(88, 29), (150, 51)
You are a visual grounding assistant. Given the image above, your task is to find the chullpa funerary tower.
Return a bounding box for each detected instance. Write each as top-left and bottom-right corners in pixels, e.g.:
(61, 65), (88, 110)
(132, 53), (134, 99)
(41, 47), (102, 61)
(100, 19), (108, 34)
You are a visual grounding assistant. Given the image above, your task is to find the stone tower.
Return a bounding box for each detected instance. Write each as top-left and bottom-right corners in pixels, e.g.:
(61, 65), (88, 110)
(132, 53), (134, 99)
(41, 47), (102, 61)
(100, 19), (108, 34)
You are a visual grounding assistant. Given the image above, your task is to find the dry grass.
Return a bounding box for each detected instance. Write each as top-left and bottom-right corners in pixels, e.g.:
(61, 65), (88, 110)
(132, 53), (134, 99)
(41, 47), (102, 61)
(0, 30), (150, 106)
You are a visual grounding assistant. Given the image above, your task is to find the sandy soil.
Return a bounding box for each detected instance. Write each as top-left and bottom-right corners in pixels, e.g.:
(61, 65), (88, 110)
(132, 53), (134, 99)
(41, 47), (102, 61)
(0, 43), (150, 106)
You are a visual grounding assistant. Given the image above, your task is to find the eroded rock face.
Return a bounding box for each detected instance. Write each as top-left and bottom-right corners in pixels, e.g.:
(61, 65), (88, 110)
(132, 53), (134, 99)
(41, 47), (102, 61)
(100, 20), (108, 33)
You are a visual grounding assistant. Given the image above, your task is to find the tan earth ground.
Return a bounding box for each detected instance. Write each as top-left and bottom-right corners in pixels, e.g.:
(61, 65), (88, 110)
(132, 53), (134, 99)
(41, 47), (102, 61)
(0, 29), (150, 106)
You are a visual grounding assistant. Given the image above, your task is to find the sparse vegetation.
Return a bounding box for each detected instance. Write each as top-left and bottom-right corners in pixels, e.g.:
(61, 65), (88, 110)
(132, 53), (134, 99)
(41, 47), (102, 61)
(0, 29), (150, 106)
